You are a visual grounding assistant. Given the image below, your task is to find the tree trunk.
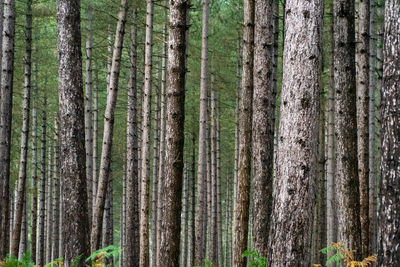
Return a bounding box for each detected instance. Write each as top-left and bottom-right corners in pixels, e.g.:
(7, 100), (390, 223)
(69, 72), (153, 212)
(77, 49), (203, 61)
(378, 1), (400, 265)
(216, 111), (222, 267)
(18, 195), (27, 258)
(85, 4), (94, 229)
(189, 133), (196, 267)
(333, 0), (362, 255)
(0, 0), (15, 258)
(233, 0), (254, 265)
(194, 0), (210, 264)
(45, 142), (54, 263)
(37, 98), (47, 267)
(102, 167), (114, 262)
(252, 0), (275, 258)
(30, 63), (38, 263)
(181, 165), (189, 267)
(267, 0), (323, 265)
(10, 0), (32, 256)
(124, 7), (139, 267)
(158, 0), (189, 265)
(139, 1), (154, 265)
(92, 75), (98, 220)
(56, 0), (90, 264)
(356, 0), (370, 257)
(91, 0), (128, 251)
(52, 120), (60, 260)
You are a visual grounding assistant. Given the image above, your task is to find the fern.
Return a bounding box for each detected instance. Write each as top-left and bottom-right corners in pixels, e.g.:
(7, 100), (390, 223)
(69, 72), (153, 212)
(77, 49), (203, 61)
(44, 257), (63, 267)
(85, 245), (121, 267)
(2, 252), (34, 267)
(242, 249), (266, 267)
(319, 242), (377, 267)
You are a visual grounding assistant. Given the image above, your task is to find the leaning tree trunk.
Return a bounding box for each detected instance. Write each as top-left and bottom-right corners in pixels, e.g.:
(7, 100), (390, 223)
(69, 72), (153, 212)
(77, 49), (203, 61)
(356, 0), (370, 258)
(84, 4), (94, 228)
(252, 0), (275, 259)
(91, 0), (128, 251)
(194, 0), (209, 264)
(37, 98), (47, 267)
(56, 0), (90, 265)
(233, 0), (254, 265)
(0, 0), (16, 258)
(140, 0), (154, 265)
(267, 0), (323, 265)
(158, 0), (189, 265)
(333, 0), (362, 256)
(378, 1), (400, 265)
(30, 63), (38, 263)
(124, 7), (139, 267)
(10, 0), (32, 256)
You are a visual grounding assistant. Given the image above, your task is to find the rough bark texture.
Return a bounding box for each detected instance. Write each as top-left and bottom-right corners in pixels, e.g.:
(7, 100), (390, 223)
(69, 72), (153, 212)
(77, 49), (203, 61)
(233, 0), (254, 265)
(56, 0), (90, 265)
(139, 1), (154, 265)
(252, 0), (275, 259)
(194, 0), (209, 264)
(158, 1), (188, 265)
(267, 0), (323, 265)
(0, 0), (15, 258)
(333, 0), (362, 256)
(84, 4), (94, 228)
(10, 0), (32, 256)
(378, 1), (400, 265)
(124, 7), (139, 267)
(356, 0), (370, 257)
(91, 0), (127, 251)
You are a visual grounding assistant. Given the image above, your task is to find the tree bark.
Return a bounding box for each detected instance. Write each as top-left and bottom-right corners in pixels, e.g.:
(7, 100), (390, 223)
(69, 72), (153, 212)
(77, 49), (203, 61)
(91, 0), (128, 251)
(45, 141), (54, 263)
(194, 0), (210, 264)
(233, 0), (254, 265)
(52, 120), (60, 260)
(252, 0), (275, 259)
(333, 0), (362, 256)
(267, 0), (323, 265)
(158, 1), (189, 265)
(10, 0), (32, 256)
(181, 164), (189, 267)
(378, 1), (400, 265)
(56, 0), (90, 264)
(92, 76), (98, 218)
(0, 0), (15, 258)
(124, 7), (139, 267)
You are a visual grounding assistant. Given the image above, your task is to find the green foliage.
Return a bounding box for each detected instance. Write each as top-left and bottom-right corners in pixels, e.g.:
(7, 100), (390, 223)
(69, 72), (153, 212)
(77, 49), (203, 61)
(242, 249), (267, 267)
(85, 245), (121, 266)
(320, 243), (344, 267)
(44, 258), (63, 267)
(2, 253), (34, 267)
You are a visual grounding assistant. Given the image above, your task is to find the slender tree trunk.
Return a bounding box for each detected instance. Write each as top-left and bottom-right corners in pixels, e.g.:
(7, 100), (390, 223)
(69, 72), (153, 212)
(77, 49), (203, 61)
(267, 0), (323, 265)
(333, 0), (362, 255)
(378, 1), (400, 265)
(189, 133), (196, 267)
(181, 165), (189, 267)
(233, 0), (254, 265)
(92, 76), (98, 218)
(85, 4), (94, 229)
(158, 1), (189, 265)
(194, 0), (210, 264)
(45, 142), (54, 263)
(52, 120), (60, 260)
(139, 1), (154, 265)
(37, 98), (47, 267)
(124, 7), (139, 267)
(356, 0), (370, 257)
(252, 0), (275, 258)
(102, 167), (114, 250)
(18, 195), (27, 258)
(91, 0), (128, 251)
(120, 163), (126, 267)
(216, 112), (222, 267)
(156, 2), (168, 264)
(10, 0), (32, 256)
(57, 0), (90, 264)
(30, 63), (38, 263)
(0, 0), (16, 258)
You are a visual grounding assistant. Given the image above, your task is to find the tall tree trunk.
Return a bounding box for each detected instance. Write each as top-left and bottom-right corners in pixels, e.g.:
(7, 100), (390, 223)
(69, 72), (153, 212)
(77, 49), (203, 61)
(102, 167), (114, 262)
(378, 1), (400, 265)
(333, 0), (362, 255)
(57, 0), (90, 264)
(45, 142), (54, 263)
(194, 0), (209, 264)
(37, 98), (47, 267)
(85, 4), (94, 229)
(189, 133), (196, 267)
(92, 80), (98, 221)
(216, 111), (222, 267)
(10, 0), (32, 256)
(120, 164), (126, 267)
(252, 0), (275, 258)
(158, 0), (189, 265)
(356, 0), (370, 257)
(30, 63), (38, 263)
(52, 120), (60, 260)
(91, 0), (128, 251)
(139, 1), (154, 265)
(18, 195), (27, 258)
(181, 164), (189, 267)
(267, 0), (323, 265)
(156, 2), (168, 264)
(233, 0), (254, 265)
(124, 7), (139, 267)
(0, 0), (16, 258)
